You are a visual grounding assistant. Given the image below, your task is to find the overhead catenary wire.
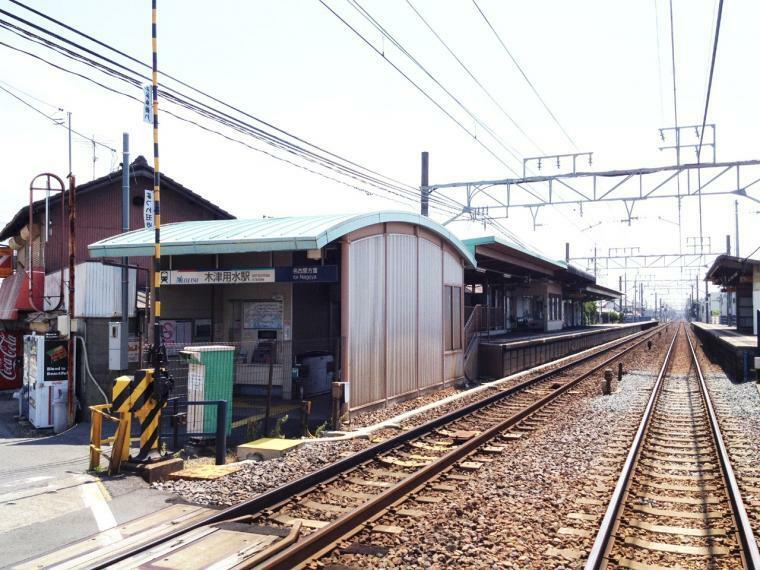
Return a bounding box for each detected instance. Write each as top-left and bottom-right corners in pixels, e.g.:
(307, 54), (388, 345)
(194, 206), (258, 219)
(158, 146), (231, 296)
(405, 0), (544, 155)
(4, 0), (416, 196)
(316, 0), (522, 176)
(0, 37), (460, 214)
(697, 0), (724, 162)
(471, 0), (578, 151)
(652, 0), (665, 127)
(344, 0), (525, 170)
(0, 20), (464, 214)
(0, 81), (116, 153)
(0, 6), (460, 213)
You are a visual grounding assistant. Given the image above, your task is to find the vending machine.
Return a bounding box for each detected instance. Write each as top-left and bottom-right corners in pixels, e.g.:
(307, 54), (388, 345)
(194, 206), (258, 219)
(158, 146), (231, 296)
(23, 334), (69, 429)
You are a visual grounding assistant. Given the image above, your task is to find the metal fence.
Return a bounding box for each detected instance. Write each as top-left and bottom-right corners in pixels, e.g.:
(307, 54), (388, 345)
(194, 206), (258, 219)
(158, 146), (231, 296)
(145, 337), (342, 447)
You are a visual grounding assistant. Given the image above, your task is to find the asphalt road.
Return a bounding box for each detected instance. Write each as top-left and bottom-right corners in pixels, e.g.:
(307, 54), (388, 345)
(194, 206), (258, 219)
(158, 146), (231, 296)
(0, 395), (179, 569)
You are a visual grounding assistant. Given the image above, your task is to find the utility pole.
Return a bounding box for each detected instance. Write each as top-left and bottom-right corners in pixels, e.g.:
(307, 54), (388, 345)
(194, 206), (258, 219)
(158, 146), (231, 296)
(735, 200), (740, 256)
(420, 151), (429, 217)
(67, 112), (72, 175)
(618, 275), (623, 315)
(655, 291), (658, 321)
(66, 175), (76, 426)
(66, 111), (75, 428)
(91, 136), (97, 180)
(120, 133), (130, 370)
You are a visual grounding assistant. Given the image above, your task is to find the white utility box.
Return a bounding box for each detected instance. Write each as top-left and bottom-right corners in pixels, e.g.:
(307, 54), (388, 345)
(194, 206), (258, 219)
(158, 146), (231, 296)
(108, 322), (123, 371)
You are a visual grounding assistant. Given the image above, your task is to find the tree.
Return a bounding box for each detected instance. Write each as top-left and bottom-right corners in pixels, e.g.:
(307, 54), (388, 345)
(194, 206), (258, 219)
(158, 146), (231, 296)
(583, 301), (599, 324)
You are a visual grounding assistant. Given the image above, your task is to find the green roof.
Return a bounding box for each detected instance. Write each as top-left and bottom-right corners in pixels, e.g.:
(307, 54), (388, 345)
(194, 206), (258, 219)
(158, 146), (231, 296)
(462, 235), (567, 270)
(88, 211), (476, 265)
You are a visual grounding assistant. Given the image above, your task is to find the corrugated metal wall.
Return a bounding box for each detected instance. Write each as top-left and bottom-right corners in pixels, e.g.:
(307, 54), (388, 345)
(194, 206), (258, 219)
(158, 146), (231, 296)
(386, 234), (417, 399)
(443, 250), (463, 284)
(45, 262), (136, 317)
(349, 235), (386, 408)
(418, 237), (443, 389)
(41, 176), (229, 287)
(349, 232), (464, 410)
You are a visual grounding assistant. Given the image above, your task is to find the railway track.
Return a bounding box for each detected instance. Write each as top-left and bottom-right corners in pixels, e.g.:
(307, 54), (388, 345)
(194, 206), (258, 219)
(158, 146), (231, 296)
(585, 323), (760, 569)
(18, 323), (668, 570)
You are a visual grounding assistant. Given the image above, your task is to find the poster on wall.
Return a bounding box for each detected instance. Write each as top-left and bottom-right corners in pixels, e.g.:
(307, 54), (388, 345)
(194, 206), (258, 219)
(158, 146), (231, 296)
(0, 331), (22, 389)
(161, 320), (192, 355)
(243, 302), (283, 330)
(43, 339), (68, 381)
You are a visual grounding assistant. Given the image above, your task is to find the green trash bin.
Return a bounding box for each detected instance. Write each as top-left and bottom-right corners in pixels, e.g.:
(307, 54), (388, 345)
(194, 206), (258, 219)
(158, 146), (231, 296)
(182, 345), (235, 435)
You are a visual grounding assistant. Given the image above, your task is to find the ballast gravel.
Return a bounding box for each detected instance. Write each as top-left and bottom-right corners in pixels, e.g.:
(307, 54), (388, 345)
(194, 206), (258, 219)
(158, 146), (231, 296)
(321, 333), (672, 568)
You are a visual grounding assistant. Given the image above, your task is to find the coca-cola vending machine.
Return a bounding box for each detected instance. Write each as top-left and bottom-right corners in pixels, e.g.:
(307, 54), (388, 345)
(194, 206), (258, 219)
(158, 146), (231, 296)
(0, 331), (22, 390)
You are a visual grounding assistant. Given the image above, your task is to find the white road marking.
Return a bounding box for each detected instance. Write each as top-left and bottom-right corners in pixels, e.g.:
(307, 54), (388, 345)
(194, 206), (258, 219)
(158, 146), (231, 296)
(80, 478), (122, 542)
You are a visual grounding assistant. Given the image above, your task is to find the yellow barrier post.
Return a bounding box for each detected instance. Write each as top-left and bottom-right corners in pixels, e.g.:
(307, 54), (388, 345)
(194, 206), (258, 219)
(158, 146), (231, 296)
(88, 409), (102, 471)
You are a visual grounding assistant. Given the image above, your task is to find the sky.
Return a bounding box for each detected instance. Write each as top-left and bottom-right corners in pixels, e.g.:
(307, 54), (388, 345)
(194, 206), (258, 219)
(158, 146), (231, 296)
(1, 0), (759, 309)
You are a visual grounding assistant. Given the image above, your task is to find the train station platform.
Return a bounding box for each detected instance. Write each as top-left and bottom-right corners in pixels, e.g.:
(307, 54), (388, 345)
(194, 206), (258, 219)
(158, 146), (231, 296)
(477, 321), (658, 379)
(691, 322), (759, 381)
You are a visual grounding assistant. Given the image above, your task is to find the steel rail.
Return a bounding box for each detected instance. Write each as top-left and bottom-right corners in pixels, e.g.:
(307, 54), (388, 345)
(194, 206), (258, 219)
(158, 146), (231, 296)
(585, 324), (760, 569)
(91, 323), (666, 569)
(259, 324), (672, 569)
(584, 324), (680, 569)
(685, 327), (760, 568)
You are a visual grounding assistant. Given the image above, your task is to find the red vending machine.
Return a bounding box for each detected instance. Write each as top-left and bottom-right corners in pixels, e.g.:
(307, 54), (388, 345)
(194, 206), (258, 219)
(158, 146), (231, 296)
(0, 331), (22, 390)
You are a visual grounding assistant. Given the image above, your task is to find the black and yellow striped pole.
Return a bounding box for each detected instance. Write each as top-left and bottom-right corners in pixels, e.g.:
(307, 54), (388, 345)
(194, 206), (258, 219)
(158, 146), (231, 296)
(151, 0), (162, 371)
(132, 0), (171, 461)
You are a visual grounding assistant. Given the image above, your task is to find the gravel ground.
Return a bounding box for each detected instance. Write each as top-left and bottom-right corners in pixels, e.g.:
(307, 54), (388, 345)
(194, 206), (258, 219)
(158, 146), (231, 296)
(696, 336), (760, 540)
(319, 328), (673, 568)
(154, 438), (372, 506)
(153, 329), (665, 518)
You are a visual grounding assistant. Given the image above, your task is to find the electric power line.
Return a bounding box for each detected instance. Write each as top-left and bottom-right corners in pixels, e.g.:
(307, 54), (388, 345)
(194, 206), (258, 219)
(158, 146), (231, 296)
(0, 21), (463, 214)
(4, 0), (417, 196)
(344, 0), (524, 170)
(317, 0), (521, 176)
(405, 0), (544, 155)
(697, 0), (724, 161)
(0, 80), (116, 153)
(0, 5), (458, 213)
(471, 0), (578, 150)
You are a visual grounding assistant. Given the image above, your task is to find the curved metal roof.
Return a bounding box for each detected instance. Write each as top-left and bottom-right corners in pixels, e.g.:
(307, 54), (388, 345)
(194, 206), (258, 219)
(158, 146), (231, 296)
(88, 211), (476, 266)
(462, 235), (566, 270)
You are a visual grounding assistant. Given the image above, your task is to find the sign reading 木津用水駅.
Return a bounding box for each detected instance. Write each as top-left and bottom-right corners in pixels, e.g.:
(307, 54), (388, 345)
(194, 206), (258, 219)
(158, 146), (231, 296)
(159, 266), (338, 286)
(160, 269), (276, 285)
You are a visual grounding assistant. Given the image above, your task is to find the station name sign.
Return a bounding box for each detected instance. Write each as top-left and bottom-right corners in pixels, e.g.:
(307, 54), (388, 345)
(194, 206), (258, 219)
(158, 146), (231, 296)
(160, 265), (337, 285)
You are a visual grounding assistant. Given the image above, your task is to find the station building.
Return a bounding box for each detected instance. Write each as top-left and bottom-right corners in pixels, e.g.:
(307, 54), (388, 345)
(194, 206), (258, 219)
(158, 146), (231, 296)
(88, 210), (624, 427)
(88, 212), (474, 413)
(462, 235), (619, 334)
(693, 254), (760, 380)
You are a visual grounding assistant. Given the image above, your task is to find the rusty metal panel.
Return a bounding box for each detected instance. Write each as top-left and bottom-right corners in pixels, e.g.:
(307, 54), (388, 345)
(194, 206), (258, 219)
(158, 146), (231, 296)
(418, 237), (443, 389)
(43, 179), (228, 288)
(386, 234), (417, 399)
(348, 235), (385, 409)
